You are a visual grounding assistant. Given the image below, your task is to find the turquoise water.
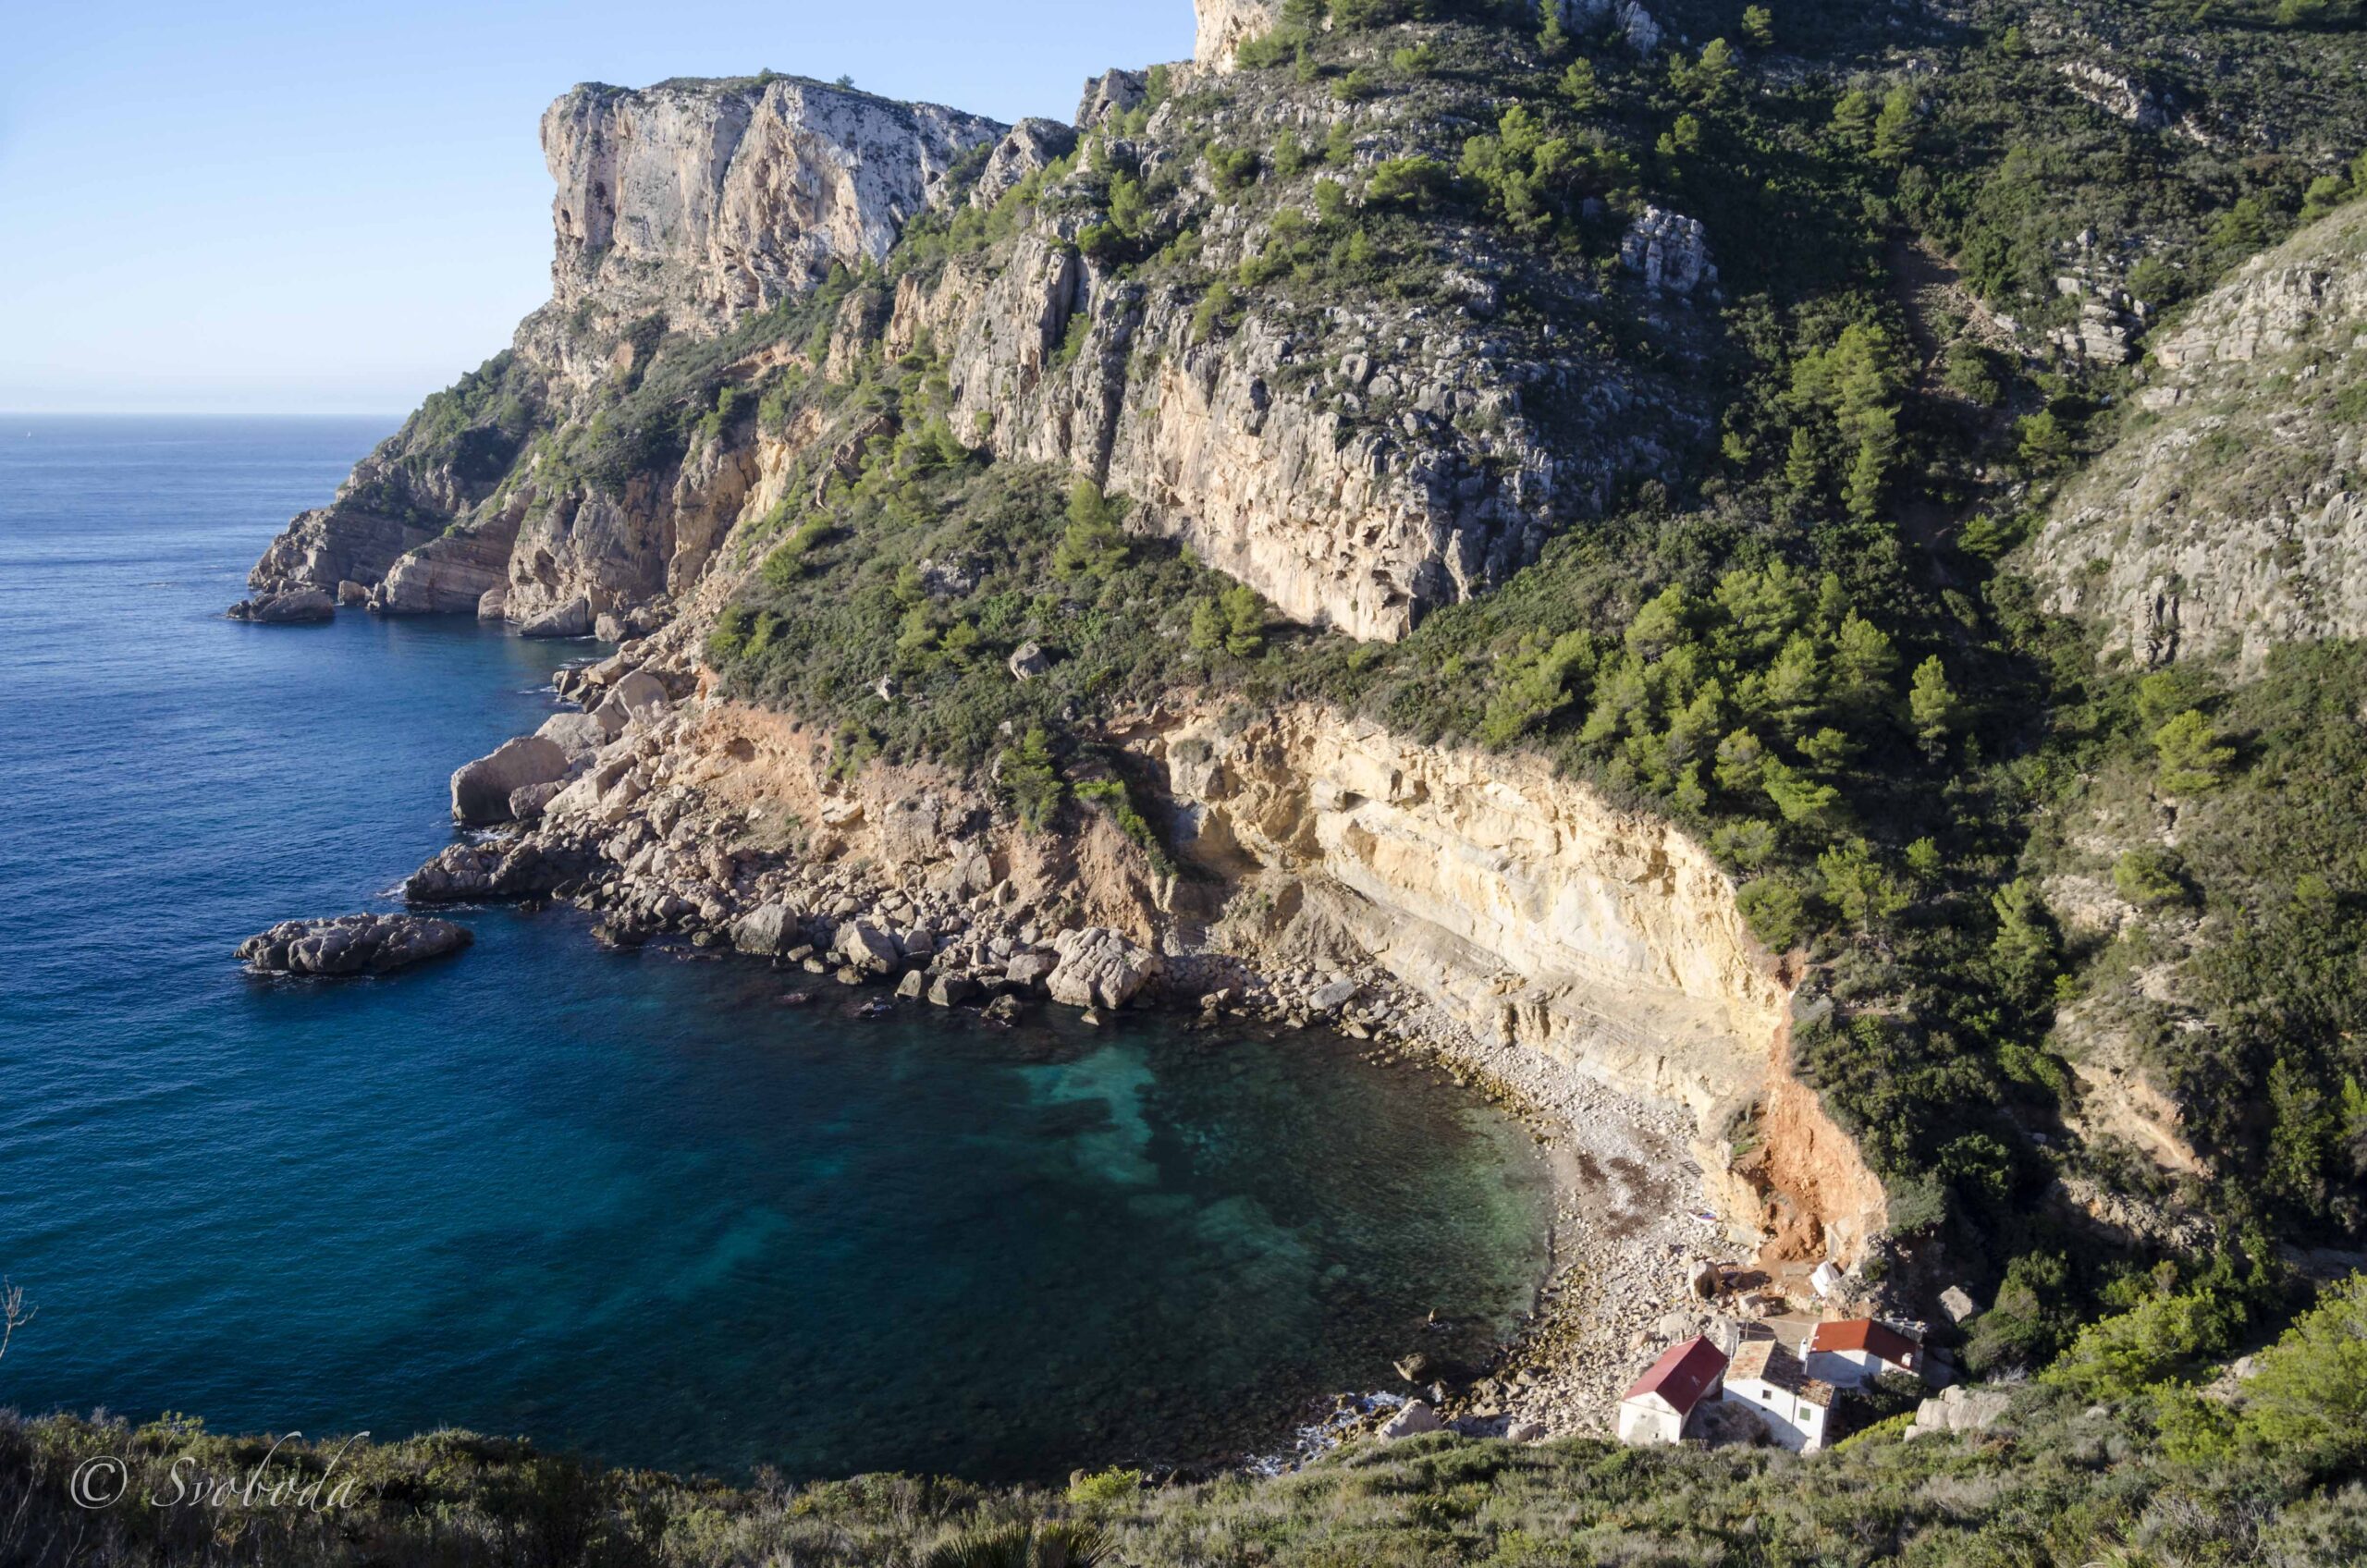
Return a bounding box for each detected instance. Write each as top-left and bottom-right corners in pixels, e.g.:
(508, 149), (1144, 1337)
(0, 417), (1551, 1481)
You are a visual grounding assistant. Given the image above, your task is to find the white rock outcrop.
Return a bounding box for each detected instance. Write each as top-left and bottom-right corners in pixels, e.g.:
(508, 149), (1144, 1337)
(2026, 199), (2367, 670)
(542, 76), (1005, 330)
(1622, 208), (1717, 296)
(1195, 0), (1282, 69)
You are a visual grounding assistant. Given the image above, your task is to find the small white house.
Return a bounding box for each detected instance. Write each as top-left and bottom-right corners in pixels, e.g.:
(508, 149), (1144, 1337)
(1802, 1318), (1923, 1391)
(1723, 1340), (1837, 1452)
(1616, 1335), (1727, 1446)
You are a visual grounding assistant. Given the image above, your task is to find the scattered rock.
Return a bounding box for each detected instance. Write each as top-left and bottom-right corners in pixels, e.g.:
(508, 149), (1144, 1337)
(237, 914), (472, 976)
(1309, 977), (1361, 1012)
(595, 669), (669, 730)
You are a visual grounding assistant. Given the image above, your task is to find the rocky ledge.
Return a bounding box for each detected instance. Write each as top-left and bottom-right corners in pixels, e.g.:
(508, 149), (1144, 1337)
(227, 587), (335, 624)
(237, 913), (473, 976)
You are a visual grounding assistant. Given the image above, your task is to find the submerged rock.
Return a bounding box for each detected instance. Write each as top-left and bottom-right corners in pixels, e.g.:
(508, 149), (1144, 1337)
(237, 913), (472, 976)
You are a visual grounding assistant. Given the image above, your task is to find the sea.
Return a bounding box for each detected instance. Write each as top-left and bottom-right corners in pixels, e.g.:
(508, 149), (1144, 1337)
(0, 415), (1551, 1481)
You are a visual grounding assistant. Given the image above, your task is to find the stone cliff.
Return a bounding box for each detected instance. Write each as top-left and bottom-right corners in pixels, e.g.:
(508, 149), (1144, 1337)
(544, 77), (1005, 332)
(244, 0), (1711, 643)
(1155, 704), (1883, 1264)
(2026, 198), (2367, 672)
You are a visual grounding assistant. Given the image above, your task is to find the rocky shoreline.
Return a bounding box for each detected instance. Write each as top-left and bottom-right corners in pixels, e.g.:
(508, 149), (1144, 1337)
(377, 645), (1774, 1456)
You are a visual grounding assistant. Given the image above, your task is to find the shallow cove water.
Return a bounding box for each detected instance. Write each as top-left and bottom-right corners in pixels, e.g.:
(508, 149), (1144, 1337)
(0, 417), (1553, 1481)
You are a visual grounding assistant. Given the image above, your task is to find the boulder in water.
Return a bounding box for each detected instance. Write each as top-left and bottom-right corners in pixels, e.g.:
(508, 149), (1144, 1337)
(228, 586), (335, 624)
(237, 913), (471, 976)
(519, 595), (592, 639)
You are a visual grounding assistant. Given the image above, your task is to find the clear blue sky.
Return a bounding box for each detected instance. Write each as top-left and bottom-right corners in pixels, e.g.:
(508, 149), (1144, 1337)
(0, 2), (1194, 416)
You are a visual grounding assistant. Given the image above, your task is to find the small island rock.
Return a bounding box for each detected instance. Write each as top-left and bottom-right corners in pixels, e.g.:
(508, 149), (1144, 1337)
(237, 914), (472, 976)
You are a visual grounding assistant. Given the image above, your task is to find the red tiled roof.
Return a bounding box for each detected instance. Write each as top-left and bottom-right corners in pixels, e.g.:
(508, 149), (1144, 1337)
(1622, 1335), (1728, 1414)
(1808, 1318), (1919, 1368)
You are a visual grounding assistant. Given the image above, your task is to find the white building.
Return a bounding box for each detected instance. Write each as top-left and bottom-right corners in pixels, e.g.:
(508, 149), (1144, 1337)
(1616, 1335), (1727, 1446)
(1724, 1340), (1837, 1452)
(1801, 1318), (1922, 1391)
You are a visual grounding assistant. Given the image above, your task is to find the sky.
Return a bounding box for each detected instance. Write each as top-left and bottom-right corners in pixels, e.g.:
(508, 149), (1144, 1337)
(0, 2), (1194, 416)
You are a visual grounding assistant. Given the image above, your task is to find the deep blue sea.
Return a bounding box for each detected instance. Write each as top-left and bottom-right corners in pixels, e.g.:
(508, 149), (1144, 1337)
(0, 417), (1553, 1481)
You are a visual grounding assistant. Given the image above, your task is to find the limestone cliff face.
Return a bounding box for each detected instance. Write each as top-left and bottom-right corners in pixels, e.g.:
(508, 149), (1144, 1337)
(1154, 704), (1885, 1263)
(1194, 0), (1281, 68)
(2026, 199), (2367, 671)
(889, 165), (1706, 642)
(244, 75), (999, 621)
(544, 78), (1004, 331)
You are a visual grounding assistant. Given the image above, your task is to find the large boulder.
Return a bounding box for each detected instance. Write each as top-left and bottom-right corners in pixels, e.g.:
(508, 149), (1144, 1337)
(730, 903), (803, 956)
(237, 914), (472, 976)
(228, 586), (335, 624)
(1046, 927), (1163, 1010)
(1379, 1401), (1441, 1440)
(833, 920), (902, 976)
(519, 595), (593, 639)
(594, 669), (669, 731)
(1003, 949), (1058, 991)
(536, 711), (611, 759)
(1908, 1386), (2014, 1439)
(450, 736), (572, 825)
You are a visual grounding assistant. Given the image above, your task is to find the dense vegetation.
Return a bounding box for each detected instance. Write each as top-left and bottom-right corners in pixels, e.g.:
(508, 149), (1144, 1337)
(6, 1272), (2365, 1566)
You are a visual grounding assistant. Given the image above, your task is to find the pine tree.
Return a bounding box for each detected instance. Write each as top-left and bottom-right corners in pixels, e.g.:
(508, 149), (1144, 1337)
(2152, 709), (2237, 795)
(1052, 480), (1129, 578)
(1219, 584), (1266, 657)
(1538, 0), (1571, 58)
(1872, 83), (1918, 163)
(1741, 5), (1774, 49)
(1909, 655), (1957, 760)
(1831, 89), (1875, 153)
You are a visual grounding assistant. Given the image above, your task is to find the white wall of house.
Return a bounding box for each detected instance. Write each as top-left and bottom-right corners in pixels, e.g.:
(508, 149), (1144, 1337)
(1725, 1378), (1829, 1452)
(1804, 1346), (1900, 1390)
(1616, 1393), (1689, 1446)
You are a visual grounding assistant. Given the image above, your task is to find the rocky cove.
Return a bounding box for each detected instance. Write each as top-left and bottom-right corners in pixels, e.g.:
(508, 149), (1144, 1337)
(222, 0), (1903, 1461)
(370, 638), (1887, 1446)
